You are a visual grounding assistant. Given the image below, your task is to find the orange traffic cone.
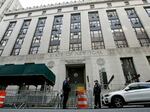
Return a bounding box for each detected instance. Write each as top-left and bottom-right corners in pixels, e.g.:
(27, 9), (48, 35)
(77, 87), (88, 109)
(0, 90), (6, 108)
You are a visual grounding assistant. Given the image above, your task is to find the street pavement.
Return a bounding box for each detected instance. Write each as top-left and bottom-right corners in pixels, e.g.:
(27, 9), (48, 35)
(0, 108), (150, 112)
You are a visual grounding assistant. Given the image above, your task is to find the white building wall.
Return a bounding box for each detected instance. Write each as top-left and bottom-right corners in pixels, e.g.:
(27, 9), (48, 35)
(81, 10), (91, 50)
(129, 0), (143, 5)
(147, 0), (150, 3)
(2, 14), (14, 20)
(56, 59), (66, 91)
(0, 0), (12, 13)
(0, 0), (22, 21)
(133, 55), (150, 82)
(95, 3), (107, 8)
(0, 0), (12, 20)
(81, 4), (90, 10)
(112, 1), (124, 7)
(60, 13), (70, 51)
(85, 57), (93, 90)
(46, 9), (57, 14)
(9, 0), (22, 10)
(0, 0), (150, 91)
(0, 48), (150, 91)
(31, 11), (42, 17)
(62, 7), (73, 12)
(49, 59), (61, 91)
(17, 13), (28, 18)
(90, 57), (100, 85)
(105, 55), (125, 89)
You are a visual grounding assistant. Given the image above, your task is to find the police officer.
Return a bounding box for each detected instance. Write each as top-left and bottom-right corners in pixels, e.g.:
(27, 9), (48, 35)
(62, 77), (71, 109)
(93, 80), (101, 109)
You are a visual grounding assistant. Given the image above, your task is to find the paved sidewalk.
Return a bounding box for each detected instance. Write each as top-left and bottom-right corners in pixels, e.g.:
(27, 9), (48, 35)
(0, 108), (150, 112)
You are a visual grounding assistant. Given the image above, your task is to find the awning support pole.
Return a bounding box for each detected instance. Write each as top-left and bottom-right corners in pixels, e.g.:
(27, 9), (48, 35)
(42, 81), (47, 104)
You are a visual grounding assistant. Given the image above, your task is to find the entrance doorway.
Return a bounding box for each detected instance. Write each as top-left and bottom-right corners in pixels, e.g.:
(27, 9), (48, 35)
(66, 64), (86, 91)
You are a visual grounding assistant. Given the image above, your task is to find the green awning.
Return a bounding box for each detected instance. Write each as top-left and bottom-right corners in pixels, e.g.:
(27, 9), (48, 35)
(0, 64), (55, 86)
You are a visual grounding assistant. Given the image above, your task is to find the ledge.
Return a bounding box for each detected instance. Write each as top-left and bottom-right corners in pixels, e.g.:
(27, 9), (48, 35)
(4, 0), (144, 15)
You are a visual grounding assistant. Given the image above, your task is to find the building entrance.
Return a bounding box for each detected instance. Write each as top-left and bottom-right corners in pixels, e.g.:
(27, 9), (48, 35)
(66, 64), (86, 91)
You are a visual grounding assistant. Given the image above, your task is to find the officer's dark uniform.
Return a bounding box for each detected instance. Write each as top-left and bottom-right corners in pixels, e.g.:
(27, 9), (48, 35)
(93, 80), (101, 109)
(62, 79), (71, 109)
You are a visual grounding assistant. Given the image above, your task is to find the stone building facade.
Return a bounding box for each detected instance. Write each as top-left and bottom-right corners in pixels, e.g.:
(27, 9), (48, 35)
(0, 0), (22, 21)
(0, 0), (150, 91)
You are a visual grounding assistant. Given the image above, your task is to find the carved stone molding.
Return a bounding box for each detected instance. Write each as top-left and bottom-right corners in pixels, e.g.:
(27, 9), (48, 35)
(97, 58), (105, 66)
(47, 61), (55, 68)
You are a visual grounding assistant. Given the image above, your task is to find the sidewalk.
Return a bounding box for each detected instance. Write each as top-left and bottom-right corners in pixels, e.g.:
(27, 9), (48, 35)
(0, 108), (150, 112)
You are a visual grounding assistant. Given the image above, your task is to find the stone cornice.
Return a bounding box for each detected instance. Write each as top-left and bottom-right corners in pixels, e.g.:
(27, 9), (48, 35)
(5, 0), (139, 15)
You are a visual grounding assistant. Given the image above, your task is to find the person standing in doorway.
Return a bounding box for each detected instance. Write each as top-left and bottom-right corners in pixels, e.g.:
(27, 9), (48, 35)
(93, 80), (101, 109)
(62, 77), (71, 109)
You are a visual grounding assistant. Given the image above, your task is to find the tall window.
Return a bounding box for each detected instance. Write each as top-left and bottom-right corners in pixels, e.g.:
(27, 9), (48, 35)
(124, 1), (129, 5)
(14, 15), (18, 18)
(99, 68), (108, 89)
(107, 2), (112, 7)
(29, 18), (46, 54)
(11, 20), (31, 56)
(146, 56), (150, 64)
(90, 4), (95, 9)
(57, 8), (62, 13)
(126, 8), (150, 47)
(0, 21), (16, 56)
(42, 10), (46, 15)
(88, 11), (105, 49)
(48, 15), (63, 53)
(69, 13), (82, 51)
(107, 10), (128, 48)
(28, 13), (32, 17)
(120, 58), (139, 84)
(145, 7), (150, 17)
(73, 6), (78, 10)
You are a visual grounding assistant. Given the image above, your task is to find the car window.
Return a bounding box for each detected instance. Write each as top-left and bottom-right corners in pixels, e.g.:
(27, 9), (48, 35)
(128, 84), (140, 90)
(139, 84), (150, 89)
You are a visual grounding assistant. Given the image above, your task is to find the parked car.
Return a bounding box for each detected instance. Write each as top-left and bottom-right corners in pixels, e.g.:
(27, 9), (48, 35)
(102, 82), (150, 108)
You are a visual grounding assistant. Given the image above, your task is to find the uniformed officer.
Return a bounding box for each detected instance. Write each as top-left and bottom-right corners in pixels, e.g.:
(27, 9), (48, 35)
(93, 80), (101, 109)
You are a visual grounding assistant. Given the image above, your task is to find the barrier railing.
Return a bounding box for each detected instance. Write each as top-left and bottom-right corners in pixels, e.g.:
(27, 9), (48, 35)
(61, 84), (126, 109)
(4, 90), (60, 109)
(3, 84), (126, 109)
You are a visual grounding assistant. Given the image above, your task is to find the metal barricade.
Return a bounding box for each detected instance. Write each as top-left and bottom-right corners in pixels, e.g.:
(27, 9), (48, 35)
(66, 84), (126, 109)
(3, 84), (126, 109)
(4, 90), (60, 109)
